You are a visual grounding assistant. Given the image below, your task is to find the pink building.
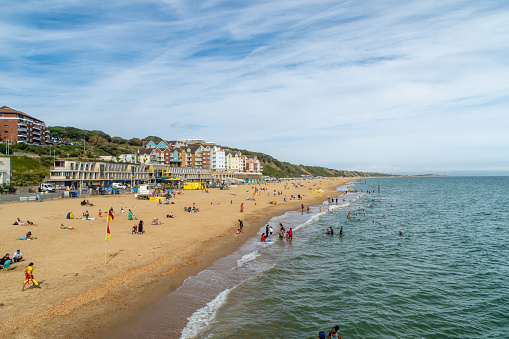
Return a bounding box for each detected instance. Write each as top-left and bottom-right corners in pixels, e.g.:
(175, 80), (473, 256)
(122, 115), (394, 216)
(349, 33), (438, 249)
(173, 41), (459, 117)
(245, 156), (262, 172)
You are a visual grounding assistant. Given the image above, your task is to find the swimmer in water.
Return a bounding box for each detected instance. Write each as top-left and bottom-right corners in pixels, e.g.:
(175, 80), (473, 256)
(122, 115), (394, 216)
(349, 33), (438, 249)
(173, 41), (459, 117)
(398, 231), (403, 236)
(340, 227), (343, 236)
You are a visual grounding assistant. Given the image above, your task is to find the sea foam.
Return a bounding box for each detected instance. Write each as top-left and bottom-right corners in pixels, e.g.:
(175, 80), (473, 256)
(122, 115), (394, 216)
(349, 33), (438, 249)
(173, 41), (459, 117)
(180, 288), (231, 339)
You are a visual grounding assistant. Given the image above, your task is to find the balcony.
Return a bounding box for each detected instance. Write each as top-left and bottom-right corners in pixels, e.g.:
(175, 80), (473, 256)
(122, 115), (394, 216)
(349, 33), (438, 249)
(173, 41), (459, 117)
(33, 125), (42, 131)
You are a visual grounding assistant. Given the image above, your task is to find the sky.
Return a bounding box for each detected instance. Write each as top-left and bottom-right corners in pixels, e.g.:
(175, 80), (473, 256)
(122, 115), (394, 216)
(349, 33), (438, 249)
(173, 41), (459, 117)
(1, 0), (508, 175)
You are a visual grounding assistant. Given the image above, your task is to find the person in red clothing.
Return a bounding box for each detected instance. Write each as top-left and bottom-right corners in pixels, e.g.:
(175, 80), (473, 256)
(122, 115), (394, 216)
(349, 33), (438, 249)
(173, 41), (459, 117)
(288, 228), (293, 239)
(22, 262), (40, 291)
(261, 233), (266, 242)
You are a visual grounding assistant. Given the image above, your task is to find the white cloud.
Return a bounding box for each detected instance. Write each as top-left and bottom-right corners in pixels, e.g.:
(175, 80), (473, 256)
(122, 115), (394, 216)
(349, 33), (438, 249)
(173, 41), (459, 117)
(1, 0), (508, 174)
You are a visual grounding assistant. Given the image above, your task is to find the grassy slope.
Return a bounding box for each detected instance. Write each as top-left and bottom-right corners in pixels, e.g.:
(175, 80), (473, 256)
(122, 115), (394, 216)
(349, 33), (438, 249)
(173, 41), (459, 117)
(3, 129), (390, 185)
(11, 156), (54, 186)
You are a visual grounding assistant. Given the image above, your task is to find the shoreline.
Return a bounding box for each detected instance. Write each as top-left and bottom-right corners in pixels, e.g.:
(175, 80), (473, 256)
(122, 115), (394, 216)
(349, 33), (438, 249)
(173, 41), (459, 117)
(0, 178), (354, 338)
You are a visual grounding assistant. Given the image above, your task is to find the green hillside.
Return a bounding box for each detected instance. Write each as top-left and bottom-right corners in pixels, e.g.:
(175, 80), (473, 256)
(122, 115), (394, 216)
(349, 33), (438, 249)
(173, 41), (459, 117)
(231, 148), (390, 178)
(1, 126), (391, 185)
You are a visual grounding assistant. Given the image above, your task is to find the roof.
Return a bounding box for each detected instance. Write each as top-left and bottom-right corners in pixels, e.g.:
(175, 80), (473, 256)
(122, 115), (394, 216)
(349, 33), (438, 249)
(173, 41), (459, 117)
(137, 147), (156, 155)
(186, 145), (201, 153)
(0, 106), (45, 123)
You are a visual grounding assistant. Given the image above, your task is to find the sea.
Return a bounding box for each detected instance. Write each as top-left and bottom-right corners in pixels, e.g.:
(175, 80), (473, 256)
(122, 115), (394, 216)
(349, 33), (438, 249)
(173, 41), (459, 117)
(107, 177), (509, 338)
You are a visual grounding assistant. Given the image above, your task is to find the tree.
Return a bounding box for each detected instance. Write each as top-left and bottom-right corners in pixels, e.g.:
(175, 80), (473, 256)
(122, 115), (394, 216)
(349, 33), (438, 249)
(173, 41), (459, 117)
(90, 130), (112, 142)
(89, 135), (108, 147)
(142, 136), (163, 143)
(112, 136), (127, 144)
(127, 138), (143, 146)
(99, 144), (120, 156)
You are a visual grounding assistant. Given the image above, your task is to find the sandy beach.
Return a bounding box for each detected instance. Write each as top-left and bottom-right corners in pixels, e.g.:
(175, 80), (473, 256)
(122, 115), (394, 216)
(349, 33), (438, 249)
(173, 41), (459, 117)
(0, 178), (352, 338)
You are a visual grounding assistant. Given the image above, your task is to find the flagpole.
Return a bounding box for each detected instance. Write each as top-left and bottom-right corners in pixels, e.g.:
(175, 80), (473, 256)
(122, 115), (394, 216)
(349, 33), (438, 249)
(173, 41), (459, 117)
(105, 218), (108, 264)
(105, 210), (113, 264)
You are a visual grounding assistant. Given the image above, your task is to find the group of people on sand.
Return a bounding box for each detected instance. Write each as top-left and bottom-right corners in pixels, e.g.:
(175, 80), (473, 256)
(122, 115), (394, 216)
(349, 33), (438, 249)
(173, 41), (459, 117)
(132, 220), (144, 234)
(80, 199), (93, 206)
(1, 252), (39, 292)
(1, 256), (42, 291)
(1, 250), (23, 270)
(236, 219), (244, 234)
(13, 218), (34, 225)
(151, 218), (163, 225)
(317, 325), (342, 339)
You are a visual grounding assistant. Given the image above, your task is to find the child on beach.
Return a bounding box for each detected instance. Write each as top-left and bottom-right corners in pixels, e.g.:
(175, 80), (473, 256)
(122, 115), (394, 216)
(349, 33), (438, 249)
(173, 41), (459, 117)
(3, 257), (12, 271)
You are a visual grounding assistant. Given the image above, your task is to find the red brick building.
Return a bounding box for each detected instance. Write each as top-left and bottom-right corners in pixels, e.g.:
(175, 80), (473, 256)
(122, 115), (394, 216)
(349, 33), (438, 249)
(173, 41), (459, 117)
(0, 106), (49, 145)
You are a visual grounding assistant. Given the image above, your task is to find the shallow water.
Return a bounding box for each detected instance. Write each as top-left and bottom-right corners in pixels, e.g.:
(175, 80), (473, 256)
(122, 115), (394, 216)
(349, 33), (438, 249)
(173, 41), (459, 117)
(107, 177), (509, 338)
(183, 177), (509, 338)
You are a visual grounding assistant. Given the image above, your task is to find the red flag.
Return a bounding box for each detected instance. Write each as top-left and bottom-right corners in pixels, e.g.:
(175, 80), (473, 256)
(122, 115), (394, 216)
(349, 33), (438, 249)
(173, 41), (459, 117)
(105, 210), (113, 242)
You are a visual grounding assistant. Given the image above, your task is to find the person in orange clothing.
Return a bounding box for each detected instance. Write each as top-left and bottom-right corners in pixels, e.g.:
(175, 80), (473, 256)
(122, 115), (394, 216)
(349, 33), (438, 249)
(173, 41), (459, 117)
(22, 262), (40, 291)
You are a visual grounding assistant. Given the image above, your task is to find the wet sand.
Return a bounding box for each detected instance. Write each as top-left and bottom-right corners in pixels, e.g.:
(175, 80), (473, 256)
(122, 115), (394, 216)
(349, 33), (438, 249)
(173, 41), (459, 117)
(0, 178), (352, 338)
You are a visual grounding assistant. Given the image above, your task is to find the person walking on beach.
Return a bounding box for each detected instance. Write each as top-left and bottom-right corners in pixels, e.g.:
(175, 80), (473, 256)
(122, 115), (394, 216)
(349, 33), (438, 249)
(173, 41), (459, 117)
(238, 219), (243, 232)
(22, 262), (40, 291)
(240, 203), (244, 213)
(301, 204), (304, 215)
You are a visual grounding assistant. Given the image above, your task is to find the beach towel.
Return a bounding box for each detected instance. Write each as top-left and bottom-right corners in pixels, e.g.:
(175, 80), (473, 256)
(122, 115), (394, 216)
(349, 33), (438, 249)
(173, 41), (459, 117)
(17, 238), (36, 240)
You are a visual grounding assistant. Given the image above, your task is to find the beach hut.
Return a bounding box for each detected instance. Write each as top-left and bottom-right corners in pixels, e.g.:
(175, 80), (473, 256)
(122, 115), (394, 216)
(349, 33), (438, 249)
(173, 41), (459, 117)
(183, 182), (203, 190)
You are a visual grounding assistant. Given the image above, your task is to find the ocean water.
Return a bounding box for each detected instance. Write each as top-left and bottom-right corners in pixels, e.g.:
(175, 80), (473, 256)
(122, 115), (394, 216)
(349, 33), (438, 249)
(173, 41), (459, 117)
(108, 177), (509, 338)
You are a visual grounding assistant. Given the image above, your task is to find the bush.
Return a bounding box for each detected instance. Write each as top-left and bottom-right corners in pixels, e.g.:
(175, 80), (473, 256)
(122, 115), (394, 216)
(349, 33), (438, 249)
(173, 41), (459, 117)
(128, 138), (143, 146)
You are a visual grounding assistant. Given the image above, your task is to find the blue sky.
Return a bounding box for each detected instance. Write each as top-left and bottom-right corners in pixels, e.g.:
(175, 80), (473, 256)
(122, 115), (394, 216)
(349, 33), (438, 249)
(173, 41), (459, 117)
(1, 0), (508, 175)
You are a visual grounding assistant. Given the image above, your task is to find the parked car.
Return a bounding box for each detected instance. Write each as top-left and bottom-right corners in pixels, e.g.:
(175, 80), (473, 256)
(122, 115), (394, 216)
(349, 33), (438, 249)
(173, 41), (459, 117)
(112, 183), (127, 189)
(39, 183), (56, 192)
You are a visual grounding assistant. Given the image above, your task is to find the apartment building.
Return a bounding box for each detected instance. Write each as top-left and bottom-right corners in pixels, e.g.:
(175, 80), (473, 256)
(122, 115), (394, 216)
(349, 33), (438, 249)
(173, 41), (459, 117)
(245, 156), (262, 172)
(140, 139), (262, 174)
(47, 160), (148, 188)
(0, 106), (49, 145)
(210, 146), (226, 170)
